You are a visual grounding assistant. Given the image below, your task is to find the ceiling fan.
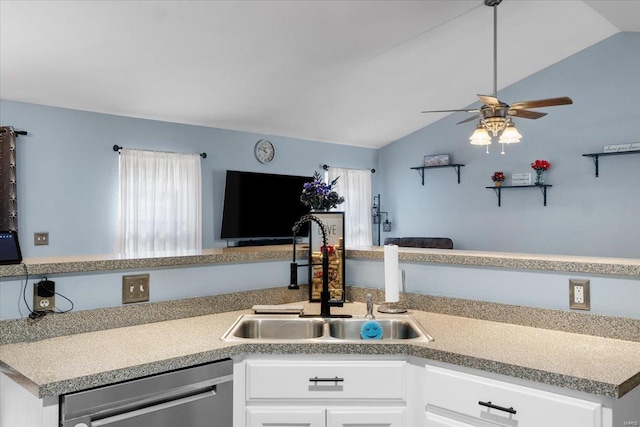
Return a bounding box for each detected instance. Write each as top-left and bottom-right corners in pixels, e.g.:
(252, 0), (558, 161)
(421, 0), (573, 152)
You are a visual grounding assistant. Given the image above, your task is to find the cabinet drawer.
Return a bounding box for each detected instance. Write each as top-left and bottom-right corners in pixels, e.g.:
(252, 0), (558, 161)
(247, 360), (406, 401)
(425, 366), (602, 427)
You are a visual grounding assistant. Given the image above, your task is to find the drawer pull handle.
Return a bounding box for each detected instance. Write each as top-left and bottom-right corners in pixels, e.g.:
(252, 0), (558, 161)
(309, 376), (344, 383)
(478, 400), (517, 415)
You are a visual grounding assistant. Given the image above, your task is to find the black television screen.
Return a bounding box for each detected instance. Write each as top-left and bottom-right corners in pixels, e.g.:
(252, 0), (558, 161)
(0, 230), (22, 265)
(220, 170), (311, 240)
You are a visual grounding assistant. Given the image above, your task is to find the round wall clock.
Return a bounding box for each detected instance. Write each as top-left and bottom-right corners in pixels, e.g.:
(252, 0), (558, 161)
(254, 139), (275, 164)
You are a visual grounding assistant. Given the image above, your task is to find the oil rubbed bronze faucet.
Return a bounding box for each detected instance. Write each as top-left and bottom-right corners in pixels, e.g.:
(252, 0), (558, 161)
(291, 214), (350, 318)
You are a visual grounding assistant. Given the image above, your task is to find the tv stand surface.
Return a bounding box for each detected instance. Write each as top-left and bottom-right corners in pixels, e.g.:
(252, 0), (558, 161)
(233, 238), (294, 247)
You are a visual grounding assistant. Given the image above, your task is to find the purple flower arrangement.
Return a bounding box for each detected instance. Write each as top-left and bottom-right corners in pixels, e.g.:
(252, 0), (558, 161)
(300, 171), (345, 211)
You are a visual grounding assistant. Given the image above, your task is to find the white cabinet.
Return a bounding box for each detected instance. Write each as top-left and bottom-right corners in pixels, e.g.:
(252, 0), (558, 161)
(246, 406), (325, 427)
(424, 365), (603, 427)
(327, 407), (406, 427)
(0, 373), (58, 427)
(425, 412), (476, 427)
(236, 356), (408, 427)
(246, 406), (406, 427)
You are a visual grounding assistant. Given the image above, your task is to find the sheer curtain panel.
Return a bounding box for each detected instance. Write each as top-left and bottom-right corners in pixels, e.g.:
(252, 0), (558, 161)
(327, 167), (372, 248)
(116, 148), (202, 254)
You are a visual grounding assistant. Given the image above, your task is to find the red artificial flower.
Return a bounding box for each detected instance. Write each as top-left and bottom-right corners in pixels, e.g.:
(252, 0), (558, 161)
(531, 159), (551, 171)
(491, 171), (505, 182)
(321, 245), (334, 255)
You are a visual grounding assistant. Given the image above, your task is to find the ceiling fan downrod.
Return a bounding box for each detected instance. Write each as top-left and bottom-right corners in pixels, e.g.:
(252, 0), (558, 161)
(485, 0), (502, 98)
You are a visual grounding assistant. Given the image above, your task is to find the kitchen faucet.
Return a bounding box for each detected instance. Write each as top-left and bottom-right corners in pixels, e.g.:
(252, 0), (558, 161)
(291, 214), (351, 318)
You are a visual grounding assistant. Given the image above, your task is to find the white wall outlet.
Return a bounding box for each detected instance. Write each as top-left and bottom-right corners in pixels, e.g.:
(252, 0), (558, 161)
(569, 279), (590, 310)
(33, 281), (55, 312)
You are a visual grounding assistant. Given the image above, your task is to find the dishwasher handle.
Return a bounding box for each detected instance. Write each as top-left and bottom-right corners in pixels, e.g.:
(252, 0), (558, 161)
(90, 389), (216, 427)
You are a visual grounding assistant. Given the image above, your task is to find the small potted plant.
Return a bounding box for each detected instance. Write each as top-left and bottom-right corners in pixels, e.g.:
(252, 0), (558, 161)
(531, 160), (551, 185)
(491, 171), (505, 187)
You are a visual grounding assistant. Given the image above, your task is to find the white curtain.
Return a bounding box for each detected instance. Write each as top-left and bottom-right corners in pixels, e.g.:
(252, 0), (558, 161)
(116, 148), (202, 254)
(327, 167), (372, 248)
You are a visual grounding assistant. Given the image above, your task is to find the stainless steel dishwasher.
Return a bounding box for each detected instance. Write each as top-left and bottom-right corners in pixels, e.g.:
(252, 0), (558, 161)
(60, 359), (233, 427)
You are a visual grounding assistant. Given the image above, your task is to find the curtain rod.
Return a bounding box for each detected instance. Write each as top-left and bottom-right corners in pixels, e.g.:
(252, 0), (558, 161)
(322, 164), (375, 173)
(0, 129), (27, 136)
(113, 145), (207, 159)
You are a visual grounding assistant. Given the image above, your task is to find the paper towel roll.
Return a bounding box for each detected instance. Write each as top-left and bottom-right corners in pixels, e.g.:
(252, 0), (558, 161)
(384, 244), (399, 303)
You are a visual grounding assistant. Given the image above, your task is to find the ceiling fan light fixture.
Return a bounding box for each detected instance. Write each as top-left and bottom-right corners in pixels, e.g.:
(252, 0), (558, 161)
(498, 121), (522, 144)
(469, 124), (491, 146)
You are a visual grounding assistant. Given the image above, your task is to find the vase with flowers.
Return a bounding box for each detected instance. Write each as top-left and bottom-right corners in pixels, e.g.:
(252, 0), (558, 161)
(491, 171), (505, 187)
(300, 171), (345, 211)
(531, 159), (551, 185)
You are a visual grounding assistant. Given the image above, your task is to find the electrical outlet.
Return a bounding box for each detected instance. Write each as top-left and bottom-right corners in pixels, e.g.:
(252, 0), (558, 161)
(33, 280), (55, 312)
(34, 232), (49, 246)
(569, 279), (590, 310)
(122, 274), (150, 304)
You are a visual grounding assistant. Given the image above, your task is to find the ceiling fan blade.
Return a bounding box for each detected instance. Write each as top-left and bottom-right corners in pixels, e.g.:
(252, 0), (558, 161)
(510, 97), (573, 110)
(421, 108), (480, 114)
(477, 94), (501, 107)
(457, 114), (481, 125)
(508, 109), (547, 119)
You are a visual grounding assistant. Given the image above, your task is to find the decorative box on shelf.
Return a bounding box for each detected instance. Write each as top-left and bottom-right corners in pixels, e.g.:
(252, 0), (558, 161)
(424, 154), (450, 166)
(308, 211), (345, 304)
(603, 143), (640, 153)
(511, 173), (532, 186)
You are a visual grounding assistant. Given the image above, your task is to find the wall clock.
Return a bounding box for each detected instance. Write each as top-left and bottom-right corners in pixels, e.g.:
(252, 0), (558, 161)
(254, 139), (275, 164)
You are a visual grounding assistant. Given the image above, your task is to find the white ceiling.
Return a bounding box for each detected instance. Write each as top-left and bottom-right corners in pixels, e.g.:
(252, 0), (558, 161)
(1, 1), (638, 148)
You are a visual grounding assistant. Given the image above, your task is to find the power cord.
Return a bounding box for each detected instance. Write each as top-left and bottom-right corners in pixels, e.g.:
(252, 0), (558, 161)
(53, 287), (74, 314)
(17, 263), (28, 318)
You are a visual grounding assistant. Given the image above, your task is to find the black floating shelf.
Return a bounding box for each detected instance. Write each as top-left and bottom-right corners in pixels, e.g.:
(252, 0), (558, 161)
(582, 150), (640, 177)
(411, 164), (465, 185)
(485, 185), (552, 207)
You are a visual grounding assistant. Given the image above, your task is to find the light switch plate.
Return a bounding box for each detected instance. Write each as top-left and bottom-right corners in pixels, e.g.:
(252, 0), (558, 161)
(569, 279), (590, 310)
(122, 274), (150, 304)
(34, 232), (49, 246)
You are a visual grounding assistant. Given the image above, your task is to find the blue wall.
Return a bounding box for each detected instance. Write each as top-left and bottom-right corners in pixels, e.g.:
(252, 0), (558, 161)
(378, 32), (640, 258)
(1, 33), (639, 322)
(0, 101), (378, 257)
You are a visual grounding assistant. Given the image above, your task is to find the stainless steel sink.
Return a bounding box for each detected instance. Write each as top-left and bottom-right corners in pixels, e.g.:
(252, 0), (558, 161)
(327, 318), (424, 340)
(221, 314), (433, 343)
(224, 316), (325, 340)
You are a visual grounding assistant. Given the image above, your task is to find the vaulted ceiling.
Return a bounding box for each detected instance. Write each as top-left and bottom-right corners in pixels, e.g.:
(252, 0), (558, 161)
(1, 1), (638, 148)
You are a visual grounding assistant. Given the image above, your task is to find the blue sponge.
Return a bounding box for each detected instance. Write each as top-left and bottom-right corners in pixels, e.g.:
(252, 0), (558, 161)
(360, 321), (383, 340)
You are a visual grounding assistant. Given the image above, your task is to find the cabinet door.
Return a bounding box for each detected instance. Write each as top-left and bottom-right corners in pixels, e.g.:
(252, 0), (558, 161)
(425, 412), (476, 427)
(246, 407), (325, 427)
(327, 407), (406, 427)
(425, 365), (601, 427)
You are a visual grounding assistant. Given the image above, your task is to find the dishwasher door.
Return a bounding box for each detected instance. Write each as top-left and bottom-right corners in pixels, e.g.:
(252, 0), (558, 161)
(60, 359), (233, 427)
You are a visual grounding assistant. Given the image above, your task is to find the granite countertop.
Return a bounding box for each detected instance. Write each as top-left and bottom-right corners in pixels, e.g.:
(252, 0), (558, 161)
(1, 302), (639, 400)
(2, 246), (638, 278)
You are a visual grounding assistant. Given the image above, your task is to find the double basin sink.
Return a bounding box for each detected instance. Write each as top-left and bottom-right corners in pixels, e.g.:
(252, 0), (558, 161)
(221, 314), (433, 343)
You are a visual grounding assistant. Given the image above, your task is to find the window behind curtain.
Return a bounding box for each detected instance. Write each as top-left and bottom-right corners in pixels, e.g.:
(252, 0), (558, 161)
(327, 167), (372, 248)
(116, 148), (202, 254)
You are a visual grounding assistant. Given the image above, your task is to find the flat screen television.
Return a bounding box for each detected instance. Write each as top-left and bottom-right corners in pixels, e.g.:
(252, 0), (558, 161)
(0, 230), (23, 265)
(220, 170), (311, 242)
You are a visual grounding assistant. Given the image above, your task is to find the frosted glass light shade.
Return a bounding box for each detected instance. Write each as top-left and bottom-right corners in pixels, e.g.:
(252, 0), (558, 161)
(499, 123), (522, 144)
(469, 126), (491, 145)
